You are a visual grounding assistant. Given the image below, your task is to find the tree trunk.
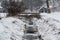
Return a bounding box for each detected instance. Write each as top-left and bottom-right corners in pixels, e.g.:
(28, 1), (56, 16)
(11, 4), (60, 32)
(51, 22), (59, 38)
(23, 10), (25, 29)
(46, 0), (51, 13)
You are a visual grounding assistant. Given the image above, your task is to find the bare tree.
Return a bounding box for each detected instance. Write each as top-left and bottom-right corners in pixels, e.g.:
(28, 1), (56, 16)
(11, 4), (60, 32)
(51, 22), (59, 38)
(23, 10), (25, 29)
(7, 0), (28, 16)
(2, 0), (28, 16)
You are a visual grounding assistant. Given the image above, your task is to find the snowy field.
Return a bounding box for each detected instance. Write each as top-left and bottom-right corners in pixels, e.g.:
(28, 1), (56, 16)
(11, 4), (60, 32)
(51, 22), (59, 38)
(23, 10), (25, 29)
(0, 12), (60, 40)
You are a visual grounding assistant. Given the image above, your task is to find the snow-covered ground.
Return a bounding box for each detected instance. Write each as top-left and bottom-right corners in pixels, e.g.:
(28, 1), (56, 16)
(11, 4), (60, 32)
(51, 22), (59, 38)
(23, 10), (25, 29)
(0, 12), (60, 40)
(0, 16), (25, 40)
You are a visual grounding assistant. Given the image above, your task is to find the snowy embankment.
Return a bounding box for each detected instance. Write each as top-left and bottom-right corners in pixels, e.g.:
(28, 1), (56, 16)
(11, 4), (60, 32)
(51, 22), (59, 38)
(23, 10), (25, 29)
(0, 12), (60, 40)
(41, 12), (60, 22)
(37, 12), (60, 40)
(0, 16), (25, 40)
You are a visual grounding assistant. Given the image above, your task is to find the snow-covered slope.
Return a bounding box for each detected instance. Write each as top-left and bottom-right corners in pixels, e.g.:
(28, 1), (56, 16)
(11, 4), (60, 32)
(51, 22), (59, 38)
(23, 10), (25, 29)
(0, 17), (25, 40)
(41, 12), (60, 21)
(38, 12), (60, 40)
(0, 12), (60, 40)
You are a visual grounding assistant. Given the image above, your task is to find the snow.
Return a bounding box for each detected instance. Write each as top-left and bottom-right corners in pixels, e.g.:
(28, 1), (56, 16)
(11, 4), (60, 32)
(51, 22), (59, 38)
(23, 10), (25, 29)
(0, 12), (60, 40)
(41, 12), (60, 28)
(41, 12), (60, 21)
(0, 13), (7, 18)
(39, 12), (60, 40)
(0, 17), (25, 40)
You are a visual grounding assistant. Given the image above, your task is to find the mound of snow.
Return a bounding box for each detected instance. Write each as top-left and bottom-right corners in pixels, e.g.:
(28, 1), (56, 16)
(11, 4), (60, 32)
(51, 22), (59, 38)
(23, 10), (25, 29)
(0, 17), (25, 40)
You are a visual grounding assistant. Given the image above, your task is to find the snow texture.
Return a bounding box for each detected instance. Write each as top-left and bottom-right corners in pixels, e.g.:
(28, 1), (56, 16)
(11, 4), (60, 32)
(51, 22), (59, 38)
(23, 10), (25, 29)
(0, 12), (60, 40)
